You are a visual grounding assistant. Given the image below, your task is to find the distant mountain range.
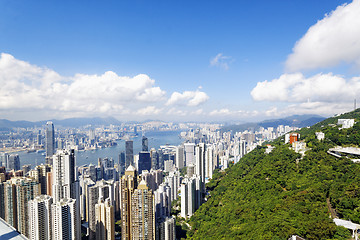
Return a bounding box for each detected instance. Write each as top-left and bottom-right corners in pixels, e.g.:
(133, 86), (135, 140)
(0, 114), (326, 131)
(0, 117), (122, 130)
(221, 114), (326, 133)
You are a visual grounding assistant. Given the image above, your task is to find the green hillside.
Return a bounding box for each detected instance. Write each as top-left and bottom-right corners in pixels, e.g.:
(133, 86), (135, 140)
(187, 109), (360, 240)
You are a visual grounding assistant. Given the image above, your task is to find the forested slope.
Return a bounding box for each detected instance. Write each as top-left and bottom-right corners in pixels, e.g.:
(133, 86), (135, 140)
(187, 109), (360, 240)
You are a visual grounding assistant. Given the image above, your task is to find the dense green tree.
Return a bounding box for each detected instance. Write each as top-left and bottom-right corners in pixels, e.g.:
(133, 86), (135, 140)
(186, 109), (360, 239)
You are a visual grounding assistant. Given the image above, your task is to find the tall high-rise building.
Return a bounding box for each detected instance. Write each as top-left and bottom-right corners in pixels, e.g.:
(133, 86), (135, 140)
(0, 152), (9, 168)
(79, 176), (95, 221)
(120, 165), (138, 240)
(154, 182), (171, 221)
(35, 164), (52, 195)
(28, 195), (53, 240)
(195, 143), (206, 184)
(157, 216), (176, 240)
(184, 143), (195, 166)
(95, 198), (115, 240)
(131, 180), (155, 240)
(52, 198), (80, 240)
(3, 177), (40, 236)
(88, 180), (115, 240)
(180, 175), (201, 219)
(205, 145), (214, 179)
(52, 149), (79, 203)
(138, 151), (151, 173)
(0, 182), (4, 219)
(45, 122), (55, 165)
(125, 140), (134, 168)
(142, 136), (148, 151)
(175, 146), (184, 169)
(165, 171), (180, 203)
(7, 154), (20, 171)
(119, 151), (126, 175)
(150, 149), (158, 170)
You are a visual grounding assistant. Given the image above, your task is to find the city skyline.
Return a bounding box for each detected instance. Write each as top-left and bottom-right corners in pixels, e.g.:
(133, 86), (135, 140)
(0, 0), (359, 122)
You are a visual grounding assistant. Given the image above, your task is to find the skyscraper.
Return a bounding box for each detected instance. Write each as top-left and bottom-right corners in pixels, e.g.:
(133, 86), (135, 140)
(45, 122), (55, 165)
(52, 149), (79, 203)
(3, 177), (40, 236)
(52, 198), (81, 240)
(35, 164), (52, 195)
(138, 151), (151, 173)
(119, 151), (126, 175)
(131, 180), (155, 240)
(176, 146), (184, 169)
(95, 198), (115, 240)
(88, 179), (115, 240)
(184, 143), (195, 166)
(120, 165), (138, 240)
(28, 195), (53, 240)
(142, 136), (148, 151)
(125, 140), (133, 168)
(7, 154), (20, 171)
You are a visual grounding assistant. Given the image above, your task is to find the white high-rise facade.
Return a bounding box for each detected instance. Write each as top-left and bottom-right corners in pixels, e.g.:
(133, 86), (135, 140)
(175, 146), (184, 169)
(51, 149), (80, 240)
(52, 198), (80, 240)
(28, 195), (53, 240)
(195, 143), (206, 184)
(165, 171), (180, 203)
(205, 145), (214, 179)
(180, 176), (201, 219)
(52, 149), (80, 203)
(184, 143), (195, 166)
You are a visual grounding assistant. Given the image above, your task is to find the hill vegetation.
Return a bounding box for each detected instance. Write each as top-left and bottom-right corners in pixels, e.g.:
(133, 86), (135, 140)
(187, 109), (360, 239)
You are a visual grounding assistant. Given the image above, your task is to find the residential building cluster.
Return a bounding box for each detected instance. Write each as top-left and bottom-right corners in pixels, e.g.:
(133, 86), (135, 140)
(0, 121), (297, 239)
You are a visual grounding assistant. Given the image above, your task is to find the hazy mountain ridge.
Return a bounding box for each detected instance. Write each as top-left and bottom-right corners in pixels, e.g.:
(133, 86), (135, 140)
(221, 114), (325, 133)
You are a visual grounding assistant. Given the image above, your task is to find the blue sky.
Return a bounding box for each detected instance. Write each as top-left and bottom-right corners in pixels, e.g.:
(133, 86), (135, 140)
(0, 0), (359, 122)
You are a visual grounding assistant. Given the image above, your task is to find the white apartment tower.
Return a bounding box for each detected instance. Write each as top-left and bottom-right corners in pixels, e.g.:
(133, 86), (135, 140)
(184, 143), (195, 166)
(175, 146), (184, 169)
(52, 198), (81, 240)
(28, 195), (53, 240)
(52, 149), (79, 203)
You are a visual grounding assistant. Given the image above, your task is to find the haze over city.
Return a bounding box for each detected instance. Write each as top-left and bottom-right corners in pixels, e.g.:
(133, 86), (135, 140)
(1, 0), (359, 122)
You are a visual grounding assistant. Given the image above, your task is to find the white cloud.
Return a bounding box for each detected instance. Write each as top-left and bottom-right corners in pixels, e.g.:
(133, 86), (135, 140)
(166, 90), (209, 107)
(209, 108), (231, 116)
(209, 108), (259, 118)
(0, 53), (166, 117)
(167, 108), (187, 116)
(286, 0), (360, 71)
(263, 102), (353, 118)
(210, 53), (234, 70)
(136, 106), (162, 115)
(251, 72), (360, 103)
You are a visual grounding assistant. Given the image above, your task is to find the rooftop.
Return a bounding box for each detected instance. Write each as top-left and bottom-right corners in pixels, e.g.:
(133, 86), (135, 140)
(0, 218), (28, 240)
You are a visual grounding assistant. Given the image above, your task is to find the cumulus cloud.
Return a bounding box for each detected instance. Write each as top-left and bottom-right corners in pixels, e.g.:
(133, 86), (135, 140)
(286, 0), (360, 71)
(209, 108), (259, 118)
(210, 53), (234, 70)
(167, 108), (187, 116)
(263, 102), (353, 118)
(0, 53), (166, 117)
(251, 72), (360, 103)
(209, 108), (232, 116)
(136, 106), (162, 115)
(166, 90), (209, 106)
